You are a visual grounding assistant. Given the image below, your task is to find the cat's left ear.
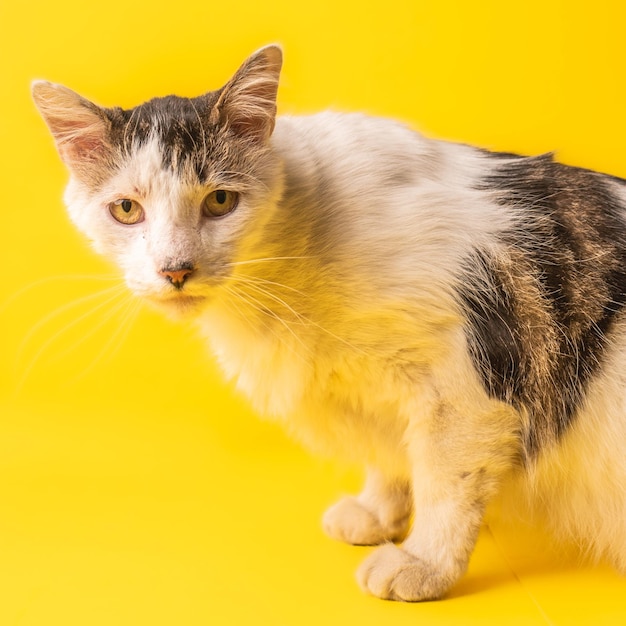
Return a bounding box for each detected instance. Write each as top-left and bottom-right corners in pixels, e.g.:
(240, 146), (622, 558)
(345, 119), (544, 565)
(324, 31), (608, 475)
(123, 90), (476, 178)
(32, 81), (112, 175)
(210, 45), (283, 143)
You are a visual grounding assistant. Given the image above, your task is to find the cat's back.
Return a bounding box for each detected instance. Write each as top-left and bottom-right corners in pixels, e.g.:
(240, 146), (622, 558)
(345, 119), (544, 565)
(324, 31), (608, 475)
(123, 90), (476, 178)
(270, 111), (626, 337)
(269, 112), (518, 292)
(272, 111), (441, 196)
(273, 111), (432, 162)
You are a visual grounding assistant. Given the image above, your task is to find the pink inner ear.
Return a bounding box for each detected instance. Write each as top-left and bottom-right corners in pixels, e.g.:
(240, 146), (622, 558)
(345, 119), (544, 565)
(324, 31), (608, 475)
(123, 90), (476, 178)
(67, 133), (105, 158)
(227, 110), (275, 142)
(53, 117), (108, 163)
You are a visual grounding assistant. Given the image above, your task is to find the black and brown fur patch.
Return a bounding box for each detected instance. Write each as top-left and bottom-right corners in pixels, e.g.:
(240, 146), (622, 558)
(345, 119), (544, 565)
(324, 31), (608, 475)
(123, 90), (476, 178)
(102, 93), (221, 181)
(460, 154), (626, 459)
(86, 88), (278, 203)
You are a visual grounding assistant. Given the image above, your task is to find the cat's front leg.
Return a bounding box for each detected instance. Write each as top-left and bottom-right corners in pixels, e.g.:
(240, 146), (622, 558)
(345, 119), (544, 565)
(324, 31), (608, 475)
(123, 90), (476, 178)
(357, 399), (518, 601)
(322, 468), (411, 546)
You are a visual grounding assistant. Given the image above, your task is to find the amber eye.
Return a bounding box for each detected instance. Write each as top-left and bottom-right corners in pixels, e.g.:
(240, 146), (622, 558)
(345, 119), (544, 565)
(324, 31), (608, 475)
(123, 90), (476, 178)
(109, 199), (144, 225)
(203, 190), (239, 218)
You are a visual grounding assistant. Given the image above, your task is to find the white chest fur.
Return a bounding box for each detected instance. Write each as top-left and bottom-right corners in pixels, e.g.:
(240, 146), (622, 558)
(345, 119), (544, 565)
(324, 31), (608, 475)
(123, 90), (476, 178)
(198, 303), (312, 419)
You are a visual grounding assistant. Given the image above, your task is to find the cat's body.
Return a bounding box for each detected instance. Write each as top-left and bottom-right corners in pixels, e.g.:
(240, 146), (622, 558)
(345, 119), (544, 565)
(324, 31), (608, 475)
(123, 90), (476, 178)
(33, 46), (626, 601)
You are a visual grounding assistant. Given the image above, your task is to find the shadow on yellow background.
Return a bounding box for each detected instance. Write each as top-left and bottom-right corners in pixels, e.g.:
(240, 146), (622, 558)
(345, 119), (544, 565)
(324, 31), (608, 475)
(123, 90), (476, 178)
(1, 1), (626, 624)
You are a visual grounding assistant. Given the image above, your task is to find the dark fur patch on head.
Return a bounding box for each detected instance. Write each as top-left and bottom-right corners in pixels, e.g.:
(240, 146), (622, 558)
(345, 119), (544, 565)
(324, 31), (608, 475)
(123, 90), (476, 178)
(460, 154), (626, 459)
(103, 93), (223, 182)
(99, 88), (279, 197)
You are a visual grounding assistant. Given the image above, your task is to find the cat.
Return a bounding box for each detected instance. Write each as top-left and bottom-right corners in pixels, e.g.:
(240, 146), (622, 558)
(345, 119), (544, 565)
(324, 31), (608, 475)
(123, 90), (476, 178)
(32, 45), (626, 602)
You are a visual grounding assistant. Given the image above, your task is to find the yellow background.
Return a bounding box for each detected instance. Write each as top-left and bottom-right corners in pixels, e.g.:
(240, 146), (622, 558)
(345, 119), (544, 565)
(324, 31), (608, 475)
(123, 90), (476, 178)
(1, 0), (626, 624)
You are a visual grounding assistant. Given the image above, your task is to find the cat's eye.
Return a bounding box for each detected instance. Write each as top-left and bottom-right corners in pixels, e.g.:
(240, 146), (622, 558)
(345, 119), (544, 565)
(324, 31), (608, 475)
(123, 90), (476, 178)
(109, 199), (144, 225)
(203, 190), (239, 218)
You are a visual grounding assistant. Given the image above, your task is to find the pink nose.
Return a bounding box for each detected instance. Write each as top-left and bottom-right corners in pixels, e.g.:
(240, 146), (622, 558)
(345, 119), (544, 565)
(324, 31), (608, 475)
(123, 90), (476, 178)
(159, 266), (194, 289)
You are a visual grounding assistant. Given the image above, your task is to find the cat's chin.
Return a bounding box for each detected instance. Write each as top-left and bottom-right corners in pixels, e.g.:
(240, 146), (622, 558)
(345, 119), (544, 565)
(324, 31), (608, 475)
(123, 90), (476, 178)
(147, 294), (209, 319)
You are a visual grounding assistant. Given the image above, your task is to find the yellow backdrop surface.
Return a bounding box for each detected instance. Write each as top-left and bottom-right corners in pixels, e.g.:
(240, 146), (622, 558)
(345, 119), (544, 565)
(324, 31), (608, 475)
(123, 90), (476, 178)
(1, 1), (626, 624)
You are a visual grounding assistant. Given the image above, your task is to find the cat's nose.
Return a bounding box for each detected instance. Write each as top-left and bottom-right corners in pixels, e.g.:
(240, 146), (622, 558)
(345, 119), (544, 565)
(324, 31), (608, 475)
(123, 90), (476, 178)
(159, 263), (195, 289)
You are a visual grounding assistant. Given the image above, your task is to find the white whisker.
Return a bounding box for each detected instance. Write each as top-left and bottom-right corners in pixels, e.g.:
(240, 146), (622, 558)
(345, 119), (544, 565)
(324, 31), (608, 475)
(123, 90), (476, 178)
(226, 256), (311, 267)
(70, 295), (142, 383)
(230, 276), (309, 325)
(123, 106), (140, 153)
(229, 273), (367, 356)
(15, 284), (128, 394)
(221, 284), (280, 338)
(231, 273), (311, 299)
(224, 284), (312, 357)
(216, 169), (271, 192)
(0, 273), (120, 317)
(52, 291), (136, 363)
(16, 283), (127, 361)
(188, 97), (208, 175)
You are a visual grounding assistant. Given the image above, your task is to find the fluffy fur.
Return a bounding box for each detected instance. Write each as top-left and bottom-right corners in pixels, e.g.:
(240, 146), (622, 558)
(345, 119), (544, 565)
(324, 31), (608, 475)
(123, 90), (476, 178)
(32, 45), (626, 601)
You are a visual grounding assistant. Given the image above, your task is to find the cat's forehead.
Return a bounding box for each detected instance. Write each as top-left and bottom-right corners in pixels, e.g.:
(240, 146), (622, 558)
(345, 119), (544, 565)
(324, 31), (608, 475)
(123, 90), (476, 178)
(101, 92), (272, 195)
(115, 95), (215, 143)
(108, 93), (221, 181)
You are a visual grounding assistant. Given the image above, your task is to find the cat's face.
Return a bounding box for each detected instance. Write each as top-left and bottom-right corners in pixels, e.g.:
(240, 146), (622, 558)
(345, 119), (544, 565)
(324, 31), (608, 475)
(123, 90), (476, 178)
(33, 46), (283, 318)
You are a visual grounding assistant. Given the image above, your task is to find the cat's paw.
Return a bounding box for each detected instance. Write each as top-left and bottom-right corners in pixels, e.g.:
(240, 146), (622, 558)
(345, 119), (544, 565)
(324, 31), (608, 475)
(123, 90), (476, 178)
(322, 497), (407, 546)
(356, 544), (455, 602)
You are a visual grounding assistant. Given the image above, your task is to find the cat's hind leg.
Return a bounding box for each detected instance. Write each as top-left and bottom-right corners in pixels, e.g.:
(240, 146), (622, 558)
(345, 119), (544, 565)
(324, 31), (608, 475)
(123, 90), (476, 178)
(322, 469), (411, 546)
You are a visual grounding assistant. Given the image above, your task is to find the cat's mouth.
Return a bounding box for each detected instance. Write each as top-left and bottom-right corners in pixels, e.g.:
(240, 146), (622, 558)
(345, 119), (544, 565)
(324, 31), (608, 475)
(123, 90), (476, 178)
(148, 292), (208, 316)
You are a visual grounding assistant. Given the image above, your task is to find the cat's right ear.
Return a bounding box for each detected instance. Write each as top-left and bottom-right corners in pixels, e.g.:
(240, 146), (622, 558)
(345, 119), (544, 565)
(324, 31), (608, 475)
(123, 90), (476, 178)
(31, 81), (111, 174)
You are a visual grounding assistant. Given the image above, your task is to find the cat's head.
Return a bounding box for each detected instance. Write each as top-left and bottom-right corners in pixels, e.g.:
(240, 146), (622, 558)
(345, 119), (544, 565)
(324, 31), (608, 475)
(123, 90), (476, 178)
(32, 46), (284, 317)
